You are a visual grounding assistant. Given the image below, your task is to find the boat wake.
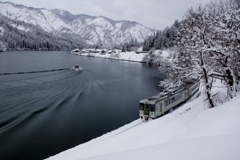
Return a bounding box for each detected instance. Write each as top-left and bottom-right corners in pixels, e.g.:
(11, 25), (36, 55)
(0, 68), (73, 75)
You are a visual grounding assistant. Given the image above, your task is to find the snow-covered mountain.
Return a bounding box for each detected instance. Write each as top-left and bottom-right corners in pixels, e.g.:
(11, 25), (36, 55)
(0, 2), (154, 46)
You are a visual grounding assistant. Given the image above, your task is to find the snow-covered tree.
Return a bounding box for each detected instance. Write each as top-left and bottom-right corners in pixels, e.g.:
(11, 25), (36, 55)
(165, 0), (240, 108)
(0, 26), (7, 51)
(142, 20), (180, 51)
(0, 41), (7, 51)
(206, 0), (240, 98)
(177, 5), (216, 108)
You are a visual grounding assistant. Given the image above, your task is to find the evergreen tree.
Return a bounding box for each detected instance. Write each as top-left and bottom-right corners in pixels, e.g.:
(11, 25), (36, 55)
(142, 20), (180, 51)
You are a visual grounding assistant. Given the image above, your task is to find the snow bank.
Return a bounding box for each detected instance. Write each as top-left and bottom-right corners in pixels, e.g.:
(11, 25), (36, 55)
(117, 52), (148, 62)
(47, 91), (240, 160)
(70, 49), (175, 63)
(161, 50), (171, 58)
(147, 49), (172, 58)
(88, 51), (148, 62)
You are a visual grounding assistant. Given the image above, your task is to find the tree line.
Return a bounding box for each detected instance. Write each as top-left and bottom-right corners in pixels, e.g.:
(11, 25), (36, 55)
(142, 20), (179, 51)
(0, 15), (86, 51)
(119, 25), (178, 52)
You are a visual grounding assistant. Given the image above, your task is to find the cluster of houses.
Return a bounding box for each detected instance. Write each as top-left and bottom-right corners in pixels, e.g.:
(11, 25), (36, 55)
(70, 48), (119, 55)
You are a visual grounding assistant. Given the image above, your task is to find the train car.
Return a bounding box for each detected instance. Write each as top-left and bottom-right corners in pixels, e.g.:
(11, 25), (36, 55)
(139, 80), (200, 121)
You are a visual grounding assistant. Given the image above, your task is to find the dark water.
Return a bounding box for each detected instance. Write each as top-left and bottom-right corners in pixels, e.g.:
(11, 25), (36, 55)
(0, 51), (163, 160)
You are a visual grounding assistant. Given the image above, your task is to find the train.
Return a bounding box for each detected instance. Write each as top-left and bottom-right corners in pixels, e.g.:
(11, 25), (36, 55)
(139, 80), (200, 121)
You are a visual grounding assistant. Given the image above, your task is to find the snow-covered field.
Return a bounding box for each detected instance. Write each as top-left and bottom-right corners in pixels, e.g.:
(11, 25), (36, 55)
(84, 51), (148, 62)
(47, 89), (240, 160)
(70, 49), (175, 63)
(70, 49), (149, 63)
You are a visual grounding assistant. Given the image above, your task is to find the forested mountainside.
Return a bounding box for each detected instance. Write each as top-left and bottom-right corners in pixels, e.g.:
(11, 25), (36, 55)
(0, 2), (154, 49)
(0, 15), (85, 51)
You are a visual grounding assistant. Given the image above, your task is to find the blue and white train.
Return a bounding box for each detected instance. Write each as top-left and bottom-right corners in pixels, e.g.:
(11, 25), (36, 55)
(139, 80), (200, 121)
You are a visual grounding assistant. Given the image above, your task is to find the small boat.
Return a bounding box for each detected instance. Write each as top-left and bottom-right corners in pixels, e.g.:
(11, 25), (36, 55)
(73, 64), (82, 71)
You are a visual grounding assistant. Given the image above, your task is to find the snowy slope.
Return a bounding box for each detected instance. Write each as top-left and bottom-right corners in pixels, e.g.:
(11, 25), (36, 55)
(47, 91), (240, 160)
(0, 2), (154, 46)
(0, 2), (70, 32)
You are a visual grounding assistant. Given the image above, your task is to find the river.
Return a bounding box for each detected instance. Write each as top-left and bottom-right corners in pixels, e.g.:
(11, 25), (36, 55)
(0, 51), (163, 160)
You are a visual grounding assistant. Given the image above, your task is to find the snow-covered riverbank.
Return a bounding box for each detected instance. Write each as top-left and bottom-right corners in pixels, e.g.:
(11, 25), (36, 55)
(47, 89), (240, 160)
(71, 49), (149, 63)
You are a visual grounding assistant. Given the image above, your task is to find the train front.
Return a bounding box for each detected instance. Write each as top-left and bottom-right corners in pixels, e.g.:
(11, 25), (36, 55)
(139, 99), (155, 121)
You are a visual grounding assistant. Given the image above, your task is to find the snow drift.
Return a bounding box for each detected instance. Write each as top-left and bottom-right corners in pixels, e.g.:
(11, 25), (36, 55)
(47, 91), (240, 160)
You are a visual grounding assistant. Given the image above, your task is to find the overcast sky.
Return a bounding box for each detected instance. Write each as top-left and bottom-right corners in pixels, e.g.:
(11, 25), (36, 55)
(1, 0), (211, 30)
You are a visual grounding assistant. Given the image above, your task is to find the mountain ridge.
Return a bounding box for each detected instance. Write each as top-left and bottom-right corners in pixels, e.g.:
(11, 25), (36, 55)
(0, 2), (155, 47)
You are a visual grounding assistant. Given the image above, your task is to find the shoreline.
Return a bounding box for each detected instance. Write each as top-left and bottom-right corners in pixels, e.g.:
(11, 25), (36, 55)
(70, 51), (148, 64)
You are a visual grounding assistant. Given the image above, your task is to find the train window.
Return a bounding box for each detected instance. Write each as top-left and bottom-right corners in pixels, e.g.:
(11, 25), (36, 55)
(164, 101), (167, 107)
(139, 103), (144, 110)
(191, 84), (198, 91)
(149, 105), (155, 111)
(177, 94), (181, 100)
(165, 100), (169, 107)
(175, 95), (178, 101)
(172, 97), (175, 102)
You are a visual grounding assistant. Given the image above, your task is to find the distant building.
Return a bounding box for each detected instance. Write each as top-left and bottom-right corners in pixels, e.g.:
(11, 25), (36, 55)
(100, 50), (106, 55)
(135, 51), (149, 54)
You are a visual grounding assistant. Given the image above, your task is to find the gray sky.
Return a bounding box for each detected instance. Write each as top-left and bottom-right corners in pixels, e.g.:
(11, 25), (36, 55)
(2, 0), (211, 30)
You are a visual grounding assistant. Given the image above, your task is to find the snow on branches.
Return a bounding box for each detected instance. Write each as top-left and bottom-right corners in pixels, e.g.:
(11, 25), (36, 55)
(170, 0), (240, 108)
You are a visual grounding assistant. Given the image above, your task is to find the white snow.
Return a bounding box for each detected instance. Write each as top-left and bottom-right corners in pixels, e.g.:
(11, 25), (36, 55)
(9, 22), (31, 31)
(124, 24), (153, 42)
(115, 22), (122, 29)
(47, 87), (240, 160)
(0, 3), (155, 46)
(152, 49), (173, 58)
(0, 27), (4, 36)
(116, 52), (148, 62)
(75, 50), (149, 63)
(161, 50), (170, 58)
(88, 17), (114, 31)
